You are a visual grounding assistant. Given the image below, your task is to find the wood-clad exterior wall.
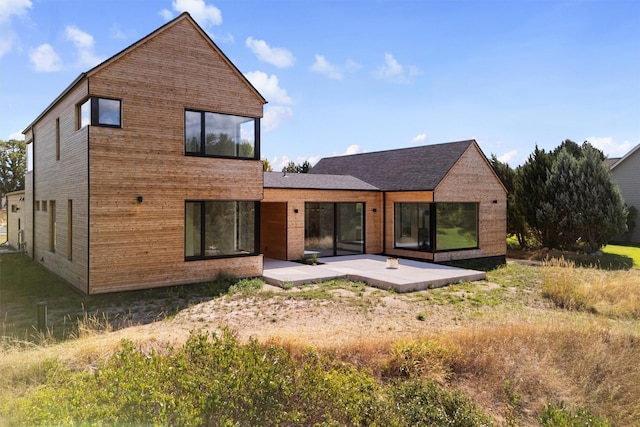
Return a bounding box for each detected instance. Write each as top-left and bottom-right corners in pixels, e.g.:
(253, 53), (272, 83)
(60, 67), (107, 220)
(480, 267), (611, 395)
(23, 82), (90, 292)
(433, 143), (507, 262)
(24, 15), (265, 294)
(263, 188), (383, 260)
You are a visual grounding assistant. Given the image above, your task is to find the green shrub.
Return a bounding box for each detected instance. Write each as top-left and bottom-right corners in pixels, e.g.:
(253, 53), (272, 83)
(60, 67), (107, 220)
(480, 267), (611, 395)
(539, 402), (611, 426)
(387, 378), (494, 427)
(228, 277), (264, 295)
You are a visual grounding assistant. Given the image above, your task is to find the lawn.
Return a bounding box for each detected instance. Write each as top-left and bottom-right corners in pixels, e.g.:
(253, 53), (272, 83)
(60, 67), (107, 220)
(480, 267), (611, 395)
(602, 243), (640, 269)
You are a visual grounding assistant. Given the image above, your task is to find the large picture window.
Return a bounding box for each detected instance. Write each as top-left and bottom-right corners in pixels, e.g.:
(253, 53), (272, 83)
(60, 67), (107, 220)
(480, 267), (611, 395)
(394, 202), (478, 252)
(185, 201), (259, 259)
(78, 97), (121, 128)
(185, 110), (259, 159)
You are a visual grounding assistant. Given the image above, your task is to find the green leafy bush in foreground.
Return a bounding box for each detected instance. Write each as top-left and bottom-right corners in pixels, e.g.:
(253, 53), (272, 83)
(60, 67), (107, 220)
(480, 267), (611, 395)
(11, 330), (493, 426)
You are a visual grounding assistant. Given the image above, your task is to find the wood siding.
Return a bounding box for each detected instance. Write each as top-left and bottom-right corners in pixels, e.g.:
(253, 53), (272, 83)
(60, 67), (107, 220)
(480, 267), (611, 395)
(261, 202), (288, 260)
(25, 82), (90, 293)
(611, 147), (640, 242)
(85, 18), (264, 293)
(433, 143), (507, 262)
(24, 15), (265, 294)
(263, 188), (383, 260)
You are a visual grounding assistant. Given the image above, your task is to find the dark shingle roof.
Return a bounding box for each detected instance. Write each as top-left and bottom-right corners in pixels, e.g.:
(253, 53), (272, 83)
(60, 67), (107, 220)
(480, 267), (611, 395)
(264, 171), (379, 191)
(310, 140), (474, 191)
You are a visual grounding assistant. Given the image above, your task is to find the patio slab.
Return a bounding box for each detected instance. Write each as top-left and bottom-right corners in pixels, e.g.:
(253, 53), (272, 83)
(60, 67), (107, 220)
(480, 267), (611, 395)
(263, 254), (486, 293)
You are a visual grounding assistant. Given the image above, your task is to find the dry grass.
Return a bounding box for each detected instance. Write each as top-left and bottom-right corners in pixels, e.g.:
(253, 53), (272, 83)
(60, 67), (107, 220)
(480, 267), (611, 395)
(2, 259), (640, 426)
(542, 257), (640, 318)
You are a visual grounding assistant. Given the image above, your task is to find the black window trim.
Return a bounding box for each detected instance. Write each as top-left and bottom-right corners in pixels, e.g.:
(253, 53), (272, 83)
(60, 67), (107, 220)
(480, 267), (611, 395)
(184, 109), (260, 160)
(78, 96), (122, 129)
(393, 202), (480, 253)
(184, 199), (261, 261)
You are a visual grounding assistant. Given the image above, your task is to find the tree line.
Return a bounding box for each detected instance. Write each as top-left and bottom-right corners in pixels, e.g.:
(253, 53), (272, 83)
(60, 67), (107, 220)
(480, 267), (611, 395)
(0, 139), (26, 198)
(489, 139), (634, 253)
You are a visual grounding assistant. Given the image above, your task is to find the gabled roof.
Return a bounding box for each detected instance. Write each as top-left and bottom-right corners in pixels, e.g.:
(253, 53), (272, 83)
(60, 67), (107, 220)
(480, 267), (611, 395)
(264, 171), (379, 191)
(610, 144), (640, 170)
(24, 12), (265, 133)
(310, 140), (475, 191)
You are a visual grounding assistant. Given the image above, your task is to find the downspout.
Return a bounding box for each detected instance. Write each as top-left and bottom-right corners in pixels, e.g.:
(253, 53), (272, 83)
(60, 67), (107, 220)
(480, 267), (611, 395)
(31, 128), (36, 258)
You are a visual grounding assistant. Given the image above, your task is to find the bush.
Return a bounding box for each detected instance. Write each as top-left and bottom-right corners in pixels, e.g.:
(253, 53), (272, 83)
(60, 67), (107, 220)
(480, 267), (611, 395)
(11, 331), (495, 426)
(539, 402), (611, 426)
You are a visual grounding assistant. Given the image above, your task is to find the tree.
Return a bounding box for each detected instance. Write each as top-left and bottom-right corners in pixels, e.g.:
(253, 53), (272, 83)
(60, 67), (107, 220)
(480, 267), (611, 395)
(514, 145), (554, 247)
(489, 154), (527, 247)
(281, 160), (311, 173)
(262, 158), (273, 172)
(0, 139), (26, 198)
(514, 140), (627, 252)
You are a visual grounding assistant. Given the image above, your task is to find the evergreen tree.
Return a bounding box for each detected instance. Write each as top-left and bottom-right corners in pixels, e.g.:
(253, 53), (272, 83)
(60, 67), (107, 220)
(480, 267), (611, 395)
(489, 154), (527, 247)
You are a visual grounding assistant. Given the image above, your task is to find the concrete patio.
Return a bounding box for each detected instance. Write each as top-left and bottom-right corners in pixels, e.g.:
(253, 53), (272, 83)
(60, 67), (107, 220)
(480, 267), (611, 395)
(263, 254), (486, 293)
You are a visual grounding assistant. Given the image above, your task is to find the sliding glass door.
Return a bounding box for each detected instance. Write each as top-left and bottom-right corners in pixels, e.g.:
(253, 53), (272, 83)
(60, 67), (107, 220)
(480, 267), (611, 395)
(305, 202), (364, 257)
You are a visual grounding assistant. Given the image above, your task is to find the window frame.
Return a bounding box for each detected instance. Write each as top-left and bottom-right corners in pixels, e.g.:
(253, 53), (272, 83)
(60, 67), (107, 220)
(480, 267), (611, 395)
(184, 109), (260, 160)
(184, 200), (260, 261)
(78, 97), (122, 129)
(393, 202), (479, 253)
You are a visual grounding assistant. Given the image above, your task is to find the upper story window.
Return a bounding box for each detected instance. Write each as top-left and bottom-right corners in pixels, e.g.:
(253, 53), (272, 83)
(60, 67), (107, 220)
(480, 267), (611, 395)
(26, 142), (33, 172)
(79, 97), (121, 128)
(185, 110), (259, 159)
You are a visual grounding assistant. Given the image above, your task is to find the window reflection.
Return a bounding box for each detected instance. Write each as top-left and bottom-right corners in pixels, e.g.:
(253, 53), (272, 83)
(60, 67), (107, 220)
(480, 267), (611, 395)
(185, 110), (257, 159)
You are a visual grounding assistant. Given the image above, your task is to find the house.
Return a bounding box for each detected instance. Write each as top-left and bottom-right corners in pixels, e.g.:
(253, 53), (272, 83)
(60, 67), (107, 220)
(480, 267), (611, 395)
(610, 144), (640, 243)
(22, 13), (266, 294)
(263, 140), (507, 264)
(4, 190), (25, 250)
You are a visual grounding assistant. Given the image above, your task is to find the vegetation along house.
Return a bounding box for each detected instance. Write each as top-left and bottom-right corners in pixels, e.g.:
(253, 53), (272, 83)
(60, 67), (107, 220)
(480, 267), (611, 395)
(22, 14), (506, 294)
(264, 140), (507, 265)
(610, 144), (640, 243)
(23, 13), (266, 294)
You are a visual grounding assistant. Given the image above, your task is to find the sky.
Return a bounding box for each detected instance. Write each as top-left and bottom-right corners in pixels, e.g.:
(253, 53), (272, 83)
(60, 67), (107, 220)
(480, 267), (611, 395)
(1, 0), (639, 170)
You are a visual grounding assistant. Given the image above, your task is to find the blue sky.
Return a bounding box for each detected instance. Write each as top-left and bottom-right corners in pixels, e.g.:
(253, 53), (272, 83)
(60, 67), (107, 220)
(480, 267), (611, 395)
(1, 0), (639, 169)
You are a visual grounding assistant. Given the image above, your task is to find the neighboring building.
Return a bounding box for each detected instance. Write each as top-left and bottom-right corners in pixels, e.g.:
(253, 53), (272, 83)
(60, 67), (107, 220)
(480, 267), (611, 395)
(264, 140), (507, 264)
(23, 13), (266, 294)
(5, 190), (25, 250)
(610, 144), (640, 243)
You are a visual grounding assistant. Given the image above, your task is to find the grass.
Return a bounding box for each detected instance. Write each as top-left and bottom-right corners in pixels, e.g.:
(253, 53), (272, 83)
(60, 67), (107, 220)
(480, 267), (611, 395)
(2, 250), (640, 425)
(602, 242), (640, 269)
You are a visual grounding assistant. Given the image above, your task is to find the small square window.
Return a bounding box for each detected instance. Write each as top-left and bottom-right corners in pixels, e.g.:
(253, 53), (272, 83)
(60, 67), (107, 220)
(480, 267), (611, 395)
(78, 97), (121, 129)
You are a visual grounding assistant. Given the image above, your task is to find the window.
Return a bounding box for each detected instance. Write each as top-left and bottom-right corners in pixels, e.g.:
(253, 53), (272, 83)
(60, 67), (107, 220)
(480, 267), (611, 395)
(55, 118), (60, 160)
(304, 202), (364, 257)
(185, 110), (259, 159)
(49, 200), (56, 252)
(42, 201), (47, 212)
(185, 201), (259, 259)
(11, 204), (18, 213)
(27, 142), (33, 172)
(35, 200), (40, 211)
(78, 97), (121, 128)
(394, 203), (432, 251)
(393, 202), (478, 252)
(435, 203), (478, 251)
(67, 200), (73, 260)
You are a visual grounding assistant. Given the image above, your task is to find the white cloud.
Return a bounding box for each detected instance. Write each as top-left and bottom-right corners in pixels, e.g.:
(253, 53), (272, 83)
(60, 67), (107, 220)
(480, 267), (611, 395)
(0, 0), (32, 58)
(271, 154), (322, 171)
(7, 131), (25, 141)
(262, 106), (293, 132)
(159, 8), (173, 20)
(310, 55), (342, 79)
(30, 44), (62, 72)
(310, 55), (360, 80)
(331, 144), (363, 157)
(374, 53), (420, 83)
(246, 37), (294, 68)
(586, 137), (636, 158)
(497, 149), (518, 164)
(244, 71), (292, 105)
(412, 133), (427, 144)
(65, 25), (105, 68)
(0, 0), (31, 24)
(171, 0), (222, 26)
